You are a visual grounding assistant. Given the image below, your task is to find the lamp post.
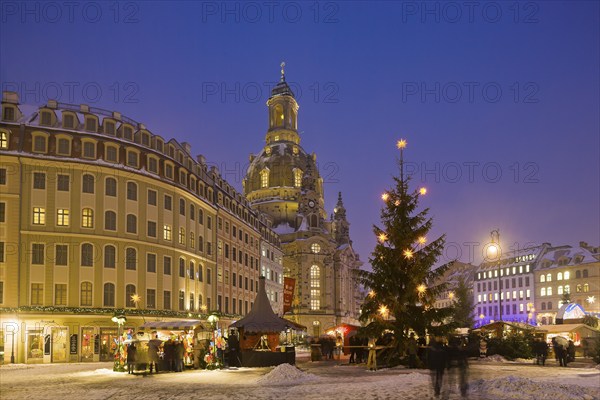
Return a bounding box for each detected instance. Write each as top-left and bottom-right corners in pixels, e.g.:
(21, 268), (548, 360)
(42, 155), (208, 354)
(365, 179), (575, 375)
(487, 229), (502, 322)
(10, 330), (15, 364)
(111, 313), (127, 372)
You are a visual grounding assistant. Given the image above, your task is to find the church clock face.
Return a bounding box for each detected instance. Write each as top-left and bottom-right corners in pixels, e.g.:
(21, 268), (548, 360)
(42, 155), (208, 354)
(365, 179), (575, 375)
(308, 200), (315, 208)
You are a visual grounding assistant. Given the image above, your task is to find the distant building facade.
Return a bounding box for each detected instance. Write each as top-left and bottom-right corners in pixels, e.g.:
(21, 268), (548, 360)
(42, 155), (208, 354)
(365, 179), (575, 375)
(433, 261), (477, 311)
(243, 71), (363, 335)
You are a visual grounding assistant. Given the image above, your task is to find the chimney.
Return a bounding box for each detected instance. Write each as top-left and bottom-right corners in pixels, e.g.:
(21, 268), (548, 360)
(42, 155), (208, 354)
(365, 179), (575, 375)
(182, 142), (192, 155)
(80, 104), (89, 113)
(47, 100), (58, 109)
(2, 91), (19, 104)
(196, 154), (206, 165)
(112, 111), (122, 121)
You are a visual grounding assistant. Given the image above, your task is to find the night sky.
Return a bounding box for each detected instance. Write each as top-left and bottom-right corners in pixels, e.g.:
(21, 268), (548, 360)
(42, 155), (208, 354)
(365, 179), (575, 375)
(2, 1), (598, 267)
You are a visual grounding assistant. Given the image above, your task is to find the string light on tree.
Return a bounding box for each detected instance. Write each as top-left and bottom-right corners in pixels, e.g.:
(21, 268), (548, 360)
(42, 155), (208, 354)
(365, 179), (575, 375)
(417, 236), (427, 245)
(369, 290), (376, 298)
(381, 193), (390, 202)
(394, 200), (401, 206)
(379, 304), (389, 318)
(378, 233), (388, 243)
(417, 284), (427, 296)
(419, 187), (427, 195)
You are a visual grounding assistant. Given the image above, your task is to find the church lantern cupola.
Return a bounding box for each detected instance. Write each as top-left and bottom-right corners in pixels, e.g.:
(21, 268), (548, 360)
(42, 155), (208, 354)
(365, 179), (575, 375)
(266, 62), (300, 145)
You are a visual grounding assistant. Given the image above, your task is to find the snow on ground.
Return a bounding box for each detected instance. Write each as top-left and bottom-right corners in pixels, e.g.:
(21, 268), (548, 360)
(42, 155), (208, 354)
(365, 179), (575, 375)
(1, 358), (599, 400)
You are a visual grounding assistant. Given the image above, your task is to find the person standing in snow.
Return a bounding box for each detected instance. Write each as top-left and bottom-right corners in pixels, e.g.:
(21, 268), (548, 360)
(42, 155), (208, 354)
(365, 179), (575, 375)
(126, 343), (137, 375)
(427, 337), (448, 397)
(406, 333), (418, 368)
(366, 336), (378, 371)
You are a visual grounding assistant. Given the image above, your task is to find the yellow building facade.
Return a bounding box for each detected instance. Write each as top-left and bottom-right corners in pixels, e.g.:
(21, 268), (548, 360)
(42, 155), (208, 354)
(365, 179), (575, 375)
(0, 91), (281, 364)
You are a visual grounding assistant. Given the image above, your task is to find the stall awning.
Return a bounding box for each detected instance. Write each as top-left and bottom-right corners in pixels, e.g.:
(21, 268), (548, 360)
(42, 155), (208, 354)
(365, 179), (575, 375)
(140, 320), (204, 331)
(540, 324), (600, 335)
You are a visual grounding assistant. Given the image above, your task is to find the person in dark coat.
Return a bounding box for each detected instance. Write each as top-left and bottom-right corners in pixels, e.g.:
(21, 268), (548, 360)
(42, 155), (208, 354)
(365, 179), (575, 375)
(348, 335), (356, 364)
(567, 340), (576, 363)
(447, 337), (469, 397)
(427, 338), (448, 397)
(406, 333), (418, 368)
(126, 343), (137, 374)
(552, 337), (568, 367)
(175, 340), (185, 372)
(147, 335), (162, 374)
(164, 338), (175, 371)
(227, 330), (240, 367)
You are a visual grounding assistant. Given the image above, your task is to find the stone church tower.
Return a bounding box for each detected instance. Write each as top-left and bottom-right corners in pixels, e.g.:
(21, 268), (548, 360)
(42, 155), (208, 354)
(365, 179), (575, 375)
(244, 65), (363, 334)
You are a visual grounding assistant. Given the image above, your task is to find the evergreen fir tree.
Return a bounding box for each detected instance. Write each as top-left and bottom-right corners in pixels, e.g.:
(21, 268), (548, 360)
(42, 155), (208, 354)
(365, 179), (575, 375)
(358, 139), (454, 364)
(452, 276), (476, 329)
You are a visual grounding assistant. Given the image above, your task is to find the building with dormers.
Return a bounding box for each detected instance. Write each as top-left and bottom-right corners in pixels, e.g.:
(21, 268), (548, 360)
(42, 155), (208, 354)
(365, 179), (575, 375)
(0, 91), (282, 364)
(243, 69), (363, 335)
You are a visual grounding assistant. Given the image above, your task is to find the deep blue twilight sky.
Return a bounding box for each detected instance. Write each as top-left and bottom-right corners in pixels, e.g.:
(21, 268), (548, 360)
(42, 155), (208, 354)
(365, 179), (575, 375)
(2, 1), (598, 267)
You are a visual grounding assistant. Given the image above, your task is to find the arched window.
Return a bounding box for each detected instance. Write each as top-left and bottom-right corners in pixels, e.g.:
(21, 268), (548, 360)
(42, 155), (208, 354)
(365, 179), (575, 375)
(104, 245), (116, 268)
(126, 214), (137, 234)
(583, 269), (588, 278)
(541, 302), (546, 310)
(82, 208), (94, 228)
(310, 214), (318, 228)
(541, 288), (546, 296)
(310, 265), (320, 311)
(260, 169), (269, 188)
(547, 287), (553, 296)
(198, 294), (203, 310)
(126, 182), (137, 201)
(293, 168), (302, 188)
(81, 243), (93, 267)
(105, 177), (117, 196)
(583, 283), (589, 292)
(547, 302), (552, 310)
(103, 283), (115, 307)
(564, 285), (570, 294)
(576, 284), (582, 292)
(576, 270), (581, 279)
(125, 284), (136, 307)
(126, 248), (137, 270)
(189, 293), (195, 311)
(540, 275), (545, 283)
(82, 174), (95, 194)
(198, 236), (204, 252)
(189, 261), (195, 280)
(546, 273), (552, 282)
(274, 104), (284, 127)
(104, 210), (116, 231)
(198, 209), (204, 224)
(557, 272), (563, 281)
(564, 271), (570, 280)
(557, 286), (563, 295)
(81, 281), (92, 306)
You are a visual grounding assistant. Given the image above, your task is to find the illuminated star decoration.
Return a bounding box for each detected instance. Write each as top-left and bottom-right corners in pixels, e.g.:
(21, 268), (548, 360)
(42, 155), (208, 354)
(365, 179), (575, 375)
(419, 187), (427, 195)
(403, 249), (414, 259)
(379, 304), (389, 317)
(396, 139), (407, 149)
(369, 290), (376, 298)
(448, 291), (455, 300)
(381, 192), (390, 202)
(394, 200), (401, 206)
(417, 236), (427, 245)
(587, 296), (596, 304)
(378, 233), (388, 243)
(417, 284), (427, 296)
(131, 294), (141, 304)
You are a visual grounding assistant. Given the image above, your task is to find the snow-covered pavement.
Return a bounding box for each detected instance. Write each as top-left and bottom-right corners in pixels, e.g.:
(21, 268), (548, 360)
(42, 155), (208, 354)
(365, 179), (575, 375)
(1, 355), (598, 400)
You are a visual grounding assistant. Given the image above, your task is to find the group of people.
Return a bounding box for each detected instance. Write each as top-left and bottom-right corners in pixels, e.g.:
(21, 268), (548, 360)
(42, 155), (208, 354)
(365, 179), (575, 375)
(427, 336), (470, 398)
(348, 335), (370, 364)
(551, 337), (576, 367)
(125, 334), (189, 375)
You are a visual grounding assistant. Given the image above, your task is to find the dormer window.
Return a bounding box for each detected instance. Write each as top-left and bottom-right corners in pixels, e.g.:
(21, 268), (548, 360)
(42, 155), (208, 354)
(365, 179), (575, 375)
(104, 121), (116, 135)
(2, 106), (15, 121)
(142, 133), (150, 146)
(63, 114), (74, 129)
(85, 117), (97, 132)
(155, 139), (164, 153)
(40, 111), (52, 126)
(123, 126), (133, 140)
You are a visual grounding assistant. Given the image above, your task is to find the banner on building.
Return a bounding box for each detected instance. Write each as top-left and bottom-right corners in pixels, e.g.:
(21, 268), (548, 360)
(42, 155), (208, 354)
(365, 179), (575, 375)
(283, 277), (296, 314)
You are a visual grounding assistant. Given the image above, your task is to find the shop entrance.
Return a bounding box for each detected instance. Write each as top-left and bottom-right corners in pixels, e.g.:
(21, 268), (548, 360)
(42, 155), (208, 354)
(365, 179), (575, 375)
(81, 328), (95, 362)
(100, 329), (118, 362)
(51, 327), (68, 362)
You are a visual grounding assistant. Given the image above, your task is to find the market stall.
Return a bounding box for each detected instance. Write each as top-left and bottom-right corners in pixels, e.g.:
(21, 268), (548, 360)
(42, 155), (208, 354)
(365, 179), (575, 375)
(230, 277), (296, 367)
(139, 320), (206, 370)
(539, 323), (600, 356)
(323, 323), (361, 355)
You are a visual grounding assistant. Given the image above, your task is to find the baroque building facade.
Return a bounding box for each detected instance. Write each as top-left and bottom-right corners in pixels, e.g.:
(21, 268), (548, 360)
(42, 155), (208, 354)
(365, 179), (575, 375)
(243, 71), (363, 336)
(0, 91), (281, 364)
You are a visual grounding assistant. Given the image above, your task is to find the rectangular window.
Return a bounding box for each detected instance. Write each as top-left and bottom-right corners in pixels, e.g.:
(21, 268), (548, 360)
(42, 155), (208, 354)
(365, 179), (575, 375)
(207, 268), (211, 284)
(147, 253), (156, 273)
(57, 138), (70, 155)
(33, 136), (46, 152)
(83, 142), (95, 158)
(32, 207), (46, 225)
(147, 289), (156, 309)
(106, 146), (118, 162)
(104, 121), (115, 135)
(3, 107), (15, 121)
(31, 283), (44, 305)
(85, 118), (97, 132)
(57, 175), (70, 191)
(147, 221), (157, 238)
(63, 114), (74, 128)
(163, 224), (172, 241)
(164, 195), (172, 211)
(148, 189), (157, 206)
(33, 172), (45, 189)
(54, 284), (67, 306)
(55, 245), (68, 266)
(31, 243), (44, 265)
(56, 209), (69, 226)
(0, 281), (4, 303)
(165, 164), (173, 179)
(0, 202), (4, 222)
(0, 168), (6, 185)
(163, 256), (171, 275)
(164, 290), (171, 310)
(148, 157), (158, 173)
(179, 290), (185, 311)
(0, 242), (5, 262)
(127, 151), (138, 167)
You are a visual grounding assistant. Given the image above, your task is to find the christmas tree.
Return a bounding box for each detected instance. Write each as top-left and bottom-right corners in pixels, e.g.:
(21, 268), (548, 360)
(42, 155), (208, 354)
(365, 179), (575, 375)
(358, 139), (454, 365)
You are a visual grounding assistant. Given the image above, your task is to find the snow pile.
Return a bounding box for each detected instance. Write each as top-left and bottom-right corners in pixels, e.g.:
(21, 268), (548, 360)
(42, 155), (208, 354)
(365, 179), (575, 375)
(595, 364), (600, 370)
(255, 363), (320, 386)
(471, 376), (600, 400)
(514, 358), (534, 364)
(480, 354), (508, 363)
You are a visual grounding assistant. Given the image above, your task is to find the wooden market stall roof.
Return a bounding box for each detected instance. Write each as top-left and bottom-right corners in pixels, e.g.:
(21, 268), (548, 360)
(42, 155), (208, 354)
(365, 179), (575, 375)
(230, 277), (295, 333)
(538, 323), (600, 336)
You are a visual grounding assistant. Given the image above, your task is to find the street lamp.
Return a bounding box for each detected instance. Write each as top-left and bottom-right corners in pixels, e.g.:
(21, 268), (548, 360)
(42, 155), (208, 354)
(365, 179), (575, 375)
(207, 313), (220, 367)
(111, 313), (127, 372)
